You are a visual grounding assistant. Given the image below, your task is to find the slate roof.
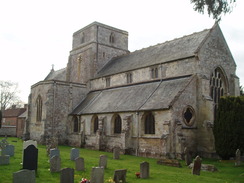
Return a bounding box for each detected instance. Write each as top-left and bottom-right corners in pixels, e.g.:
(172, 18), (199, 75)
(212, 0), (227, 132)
(95, 29), (210, 78)
(71, 75), (192, 114)
(44, 68), (66, 81)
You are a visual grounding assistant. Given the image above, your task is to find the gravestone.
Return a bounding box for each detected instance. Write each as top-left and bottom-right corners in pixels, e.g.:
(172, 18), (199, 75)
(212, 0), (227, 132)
(1, 144), (14, 156)
(0, 155), (10, 165)
(50, 155), (61, 172)
(113, 147), (120, 160)
(13, 169), (35, 183)
(90, 167), (104, 183)
(75, 157), (85, 171)
(235, 149), (241, 166)
(113, 169), (127, 183)
(99, 155), (107, 168)
(23, 145), (38, 171)
(50, 148), (60, 159)
(140, 161), (149, 178)
(70, 148), (79, 161)
(184, 147), (191, 166)
(60, 168), (74, 183)
(22, 140), (37, 162)
(192, 156), (201, 175)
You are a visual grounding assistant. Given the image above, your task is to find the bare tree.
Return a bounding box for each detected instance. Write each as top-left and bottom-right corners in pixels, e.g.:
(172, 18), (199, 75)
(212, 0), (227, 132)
(0, 80), (21, 110)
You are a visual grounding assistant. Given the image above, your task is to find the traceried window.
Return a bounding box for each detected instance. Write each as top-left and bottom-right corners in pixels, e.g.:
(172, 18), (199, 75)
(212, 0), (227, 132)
(113, 114), (122, 134)
(210, 68), (227, 118)
(126, 72), (133, 84)
(73, 116), (79, 133)
(106, 77), (111, 87)
(144, 112), (155, 134)
(151, 67), (158, 79)
(109, 32), (115, 43)
(36, 95), (42, 122)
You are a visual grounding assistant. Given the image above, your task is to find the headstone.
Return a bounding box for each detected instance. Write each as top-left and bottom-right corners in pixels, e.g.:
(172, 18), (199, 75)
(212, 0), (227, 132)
(13, 169), (35, 183)
(192, 156), (201, 175)
(75, 157), (85, 171)
(1, 144), (14, 156)
(0, 155), (10, 165)
(235, 149), (241, 166)
(70, 148), (79, 161)
(22, 140), (37, 162)
(90, 167), (104, 183)
(50, 148), (60, 159)
(50, 155), (61, 172)
(113, 147), (120, 160)
(113, 169), (127, 183)
(23, 140), (37, 149)
(99, 155), (107, 168)
(184, 147), (192, 166)
(140, 161), (149, 178)
(60, 168), (74, 183)
(189, 163), (218, 172)
(23, 145), (38, 171)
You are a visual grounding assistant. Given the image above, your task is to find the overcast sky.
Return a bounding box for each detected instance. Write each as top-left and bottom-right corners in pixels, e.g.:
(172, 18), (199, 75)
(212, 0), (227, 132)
(0, 0), (243, 103)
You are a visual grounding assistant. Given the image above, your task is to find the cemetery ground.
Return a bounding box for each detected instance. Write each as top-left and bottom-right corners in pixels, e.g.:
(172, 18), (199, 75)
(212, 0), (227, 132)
(0, 137), (243, 183)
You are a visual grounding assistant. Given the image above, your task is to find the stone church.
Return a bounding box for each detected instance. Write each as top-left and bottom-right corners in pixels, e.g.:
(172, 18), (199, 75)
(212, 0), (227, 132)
(25, 22), (240, 158)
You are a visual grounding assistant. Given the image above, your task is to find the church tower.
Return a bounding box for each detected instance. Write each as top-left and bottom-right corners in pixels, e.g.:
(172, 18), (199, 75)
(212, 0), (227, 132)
(66, 22), (129, 84)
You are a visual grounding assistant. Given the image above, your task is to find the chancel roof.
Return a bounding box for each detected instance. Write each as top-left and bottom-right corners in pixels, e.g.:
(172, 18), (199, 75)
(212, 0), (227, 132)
(44, 68), (66, 81)
(95, 29), (210, 78)
(71, 75), (192, 114)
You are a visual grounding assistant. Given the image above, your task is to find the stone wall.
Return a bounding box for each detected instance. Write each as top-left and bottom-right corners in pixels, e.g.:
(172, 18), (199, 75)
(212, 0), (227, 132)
(0, 126), (16, 136)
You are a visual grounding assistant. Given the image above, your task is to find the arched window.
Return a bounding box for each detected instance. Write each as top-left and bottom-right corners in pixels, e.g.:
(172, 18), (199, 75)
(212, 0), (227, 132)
(210, 68), (227, 118)
(113, 114), (122, 134)
(144, 112), (155, 134)
(109, 32), (115, 43)
(36, 95), (42, 122)
(73, 116), (79, 133)
(93, 116), (98, 133)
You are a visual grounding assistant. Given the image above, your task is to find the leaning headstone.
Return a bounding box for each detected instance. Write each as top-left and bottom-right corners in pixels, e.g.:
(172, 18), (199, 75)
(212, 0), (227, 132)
(235, 149), (241, 166)
(90, 167), (104, 183)
(60, 168), (74, 183)
(1, 144), (14, 157)
(192, 156), (201, 175)
(75, 157), (85, 171)
(70, 148), (79, 161)
(140, 161), (149, 178)
(50, 155), (61, 172)
(113, 169), (127, 183)
(13, 169), (35, 183)
(113, 147), (120, 160)
(184, 147), (192, 166)
(50, 148), (60, 159)
(23, 145), (38, 171)
(0, 155), (10, 165)
(99, 155), (107, 168)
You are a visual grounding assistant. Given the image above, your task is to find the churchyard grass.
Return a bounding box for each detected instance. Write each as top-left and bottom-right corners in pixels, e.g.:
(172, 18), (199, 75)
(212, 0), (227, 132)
(0, 137), (243, 183)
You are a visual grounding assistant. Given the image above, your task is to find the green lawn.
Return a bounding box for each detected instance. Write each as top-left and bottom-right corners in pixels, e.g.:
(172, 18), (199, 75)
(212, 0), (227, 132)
(0, 137), (243, 183)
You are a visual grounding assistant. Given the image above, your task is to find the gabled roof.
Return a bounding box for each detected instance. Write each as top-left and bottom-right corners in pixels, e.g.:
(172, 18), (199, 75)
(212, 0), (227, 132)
(44, 68), (66, 81)
(71, 75), (192, 115)
(3, 108), (26, 118)
(95, 28), (211, 78)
